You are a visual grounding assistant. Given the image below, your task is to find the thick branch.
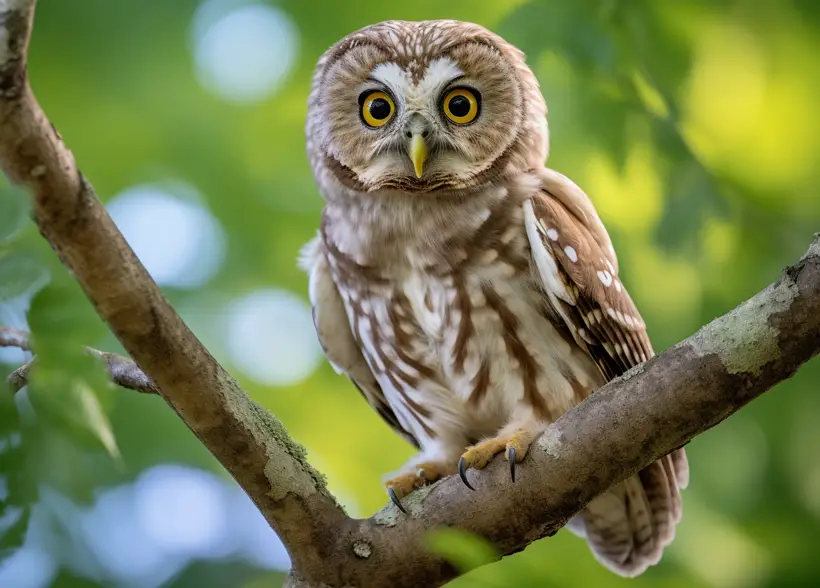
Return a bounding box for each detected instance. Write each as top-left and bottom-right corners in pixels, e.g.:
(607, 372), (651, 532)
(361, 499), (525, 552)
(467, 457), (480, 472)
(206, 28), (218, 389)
(0, 0), (347, 576)
(283, 235), (820, 588)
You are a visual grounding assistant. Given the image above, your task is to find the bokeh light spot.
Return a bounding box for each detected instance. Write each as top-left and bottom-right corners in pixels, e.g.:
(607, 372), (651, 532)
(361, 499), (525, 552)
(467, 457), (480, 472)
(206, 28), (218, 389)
(624, 244), (702, 335)
(682, 20), (820, 192)
(192, 0), (299, 104)
(224, 485), (290, 570)
(673, 497), (772, 588)
(81, 484), (181, 586)
(226, 288), (321, 386)
(0, 546), (57, 588)
(694, 417), (768, 515)
(584, 142), (663, 236)
(107, 182), (226, 290)
(134, 465), (231, 560)
(0, 266), (48, 366)
(701, 217), (740, 266)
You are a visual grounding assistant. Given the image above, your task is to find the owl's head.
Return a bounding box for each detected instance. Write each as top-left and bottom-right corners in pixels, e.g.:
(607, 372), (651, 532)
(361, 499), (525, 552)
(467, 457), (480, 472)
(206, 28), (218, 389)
(306, 20), (548, 196)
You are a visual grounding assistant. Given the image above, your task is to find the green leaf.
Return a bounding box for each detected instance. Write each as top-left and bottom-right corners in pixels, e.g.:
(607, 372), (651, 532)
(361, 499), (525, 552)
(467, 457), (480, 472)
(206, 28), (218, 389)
(0, 250), (50, 302)
(425, 527), (499, 573)
(0, 180), (29, 244)
(0, 384), (36, 558)
(612, 2), (694, 117)
(27, 271), (107, 360)
(24, 269), (120, 460)
(650, 118), (729, 253)
(501, 0), (620, 78)
(27, 366), (121, 460)
(71, 380), (120, 460)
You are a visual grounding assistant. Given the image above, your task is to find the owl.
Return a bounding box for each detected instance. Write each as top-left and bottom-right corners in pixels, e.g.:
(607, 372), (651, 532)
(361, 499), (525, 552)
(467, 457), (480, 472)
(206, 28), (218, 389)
(300, 20), (688, 577)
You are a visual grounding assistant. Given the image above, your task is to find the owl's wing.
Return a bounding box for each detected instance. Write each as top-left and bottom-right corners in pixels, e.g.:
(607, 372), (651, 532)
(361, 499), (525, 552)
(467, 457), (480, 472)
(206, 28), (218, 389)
(523, 168), (653, 381)
(524, 168), (689, 575)
(300, 236), (420, 449)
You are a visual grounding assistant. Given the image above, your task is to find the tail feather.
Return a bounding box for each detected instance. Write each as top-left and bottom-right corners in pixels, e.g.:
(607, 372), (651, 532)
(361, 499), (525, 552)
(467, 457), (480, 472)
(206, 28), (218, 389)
(637, 458), (674, 547)
(660, 452), (684, 524)
(566, 448), (688, 577)
(671, 447), (690, 489)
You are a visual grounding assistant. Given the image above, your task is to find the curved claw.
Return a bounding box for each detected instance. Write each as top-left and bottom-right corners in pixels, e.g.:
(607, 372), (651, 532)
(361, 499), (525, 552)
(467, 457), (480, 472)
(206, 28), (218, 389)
(388, 487), (408, 514)
(458, 456), (476, 491)
(507, 446), (517, 483)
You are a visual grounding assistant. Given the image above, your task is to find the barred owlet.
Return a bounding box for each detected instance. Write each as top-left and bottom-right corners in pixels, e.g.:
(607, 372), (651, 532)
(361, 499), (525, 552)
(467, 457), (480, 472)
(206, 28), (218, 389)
(300, 19), (688, 576)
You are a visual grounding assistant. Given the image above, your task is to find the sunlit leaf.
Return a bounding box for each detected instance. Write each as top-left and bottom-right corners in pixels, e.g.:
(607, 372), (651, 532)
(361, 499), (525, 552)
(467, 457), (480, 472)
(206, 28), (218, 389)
(72, 380), (120, 460)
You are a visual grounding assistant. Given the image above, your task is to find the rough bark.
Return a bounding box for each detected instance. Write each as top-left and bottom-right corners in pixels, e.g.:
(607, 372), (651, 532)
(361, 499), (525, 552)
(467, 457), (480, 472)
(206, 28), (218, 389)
(0, 3), (818, 588)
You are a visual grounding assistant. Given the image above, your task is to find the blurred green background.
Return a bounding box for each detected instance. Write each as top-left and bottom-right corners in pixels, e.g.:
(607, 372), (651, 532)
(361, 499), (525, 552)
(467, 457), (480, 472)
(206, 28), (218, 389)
(1, 0), (819, 586)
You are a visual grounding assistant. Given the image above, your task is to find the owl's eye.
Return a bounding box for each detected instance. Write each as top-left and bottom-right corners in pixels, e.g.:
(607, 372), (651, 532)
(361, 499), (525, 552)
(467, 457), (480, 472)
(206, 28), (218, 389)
(442, 87), (480, 125)
(359, 91), (395, 128)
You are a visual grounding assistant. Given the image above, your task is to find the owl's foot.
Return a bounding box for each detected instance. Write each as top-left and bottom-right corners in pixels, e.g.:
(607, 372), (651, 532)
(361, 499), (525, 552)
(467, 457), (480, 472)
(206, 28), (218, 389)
(384, 462), (449, 514)
(457, 428), (537, 490)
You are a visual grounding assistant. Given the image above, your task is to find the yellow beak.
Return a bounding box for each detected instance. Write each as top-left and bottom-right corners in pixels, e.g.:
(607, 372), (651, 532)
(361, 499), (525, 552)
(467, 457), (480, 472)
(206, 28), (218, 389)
(410, 134), (427, 179)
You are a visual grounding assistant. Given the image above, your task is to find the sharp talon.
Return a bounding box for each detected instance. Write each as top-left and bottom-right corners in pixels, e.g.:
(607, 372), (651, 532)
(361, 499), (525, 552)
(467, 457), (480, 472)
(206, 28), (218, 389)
(507, 446), (517, 483)
(388, 487), (407, 514)
(458, 456), (475, 491)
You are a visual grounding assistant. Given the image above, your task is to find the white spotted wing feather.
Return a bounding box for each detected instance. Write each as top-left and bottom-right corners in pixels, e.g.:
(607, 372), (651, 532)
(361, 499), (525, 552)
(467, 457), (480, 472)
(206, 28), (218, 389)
(523, 169), (689, 577)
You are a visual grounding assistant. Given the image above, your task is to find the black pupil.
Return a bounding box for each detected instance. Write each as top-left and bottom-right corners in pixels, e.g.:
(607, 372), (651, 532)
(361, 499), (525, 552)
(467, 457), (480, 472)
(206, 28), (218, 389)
(449, 95), (471, 117)
(369, 98), (391, 120)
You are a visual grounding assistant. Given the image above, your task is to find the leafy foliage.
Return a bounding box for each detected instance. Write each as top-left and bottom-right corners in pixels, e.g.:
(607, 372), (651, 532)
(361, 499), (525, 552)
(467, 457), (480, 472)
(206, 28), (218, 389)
(0, 386), (35, 559)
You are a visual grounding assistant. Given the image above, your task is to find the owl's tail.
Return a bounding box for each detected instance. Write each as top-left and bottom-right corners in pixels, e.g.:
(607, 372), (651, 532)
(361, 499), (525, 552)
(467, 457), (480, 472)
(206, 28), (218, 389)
(566, 448), (689, 577)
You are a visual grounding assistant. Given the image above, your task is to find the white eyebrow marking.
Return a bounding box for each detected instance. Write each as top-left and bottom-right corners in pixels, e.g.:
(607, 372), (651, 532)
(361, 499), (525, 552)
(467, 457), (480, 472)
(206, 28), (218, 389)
(370, 62), (410, 97)
(368, 57), (463, 109)
(416, 57), (462, 99)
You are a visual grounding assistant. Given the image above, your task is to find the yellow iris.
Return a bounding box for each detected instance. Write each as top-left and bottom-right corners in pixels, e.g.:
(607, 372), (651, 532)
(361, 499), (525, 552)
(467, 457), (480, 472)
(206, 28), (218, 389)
(361, 91), (395, 127)
(443, 88), (479, 125)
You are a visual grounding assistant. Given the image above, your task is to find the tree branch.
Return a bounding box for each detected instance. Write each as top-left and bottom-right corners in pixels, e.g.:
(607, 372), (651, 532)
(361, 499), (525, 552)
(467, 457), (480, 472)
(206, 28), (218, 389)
(1, 3), (818, 588)
(0, 330), (160, 395)
(0, 326), (31, 351)
(331, 235), (820, 588)
(0, 0), (348, 578)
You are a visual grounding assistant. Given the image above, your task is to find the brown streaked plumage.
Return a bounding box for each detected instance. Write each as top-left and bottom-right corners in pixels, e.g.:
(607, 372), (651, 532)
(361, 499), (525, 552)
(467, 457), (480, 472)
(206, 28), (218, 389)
(300, 19), (688, 577)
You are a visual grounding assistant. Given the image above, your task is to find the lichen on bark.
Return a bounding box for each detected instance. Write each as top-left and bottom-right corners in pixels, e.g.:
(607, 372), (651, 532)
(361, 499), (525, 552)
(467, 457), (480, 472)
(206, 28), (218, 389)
(687, 277), (799, 376)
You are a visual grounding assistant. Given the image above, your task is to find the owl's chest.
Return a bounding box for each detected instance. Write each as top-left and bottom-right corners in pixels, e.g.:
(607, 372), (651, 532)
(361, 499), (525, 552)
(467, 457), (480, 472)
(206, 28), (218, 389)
(330, 244), (600, 443)
(337, 258), (542, 390)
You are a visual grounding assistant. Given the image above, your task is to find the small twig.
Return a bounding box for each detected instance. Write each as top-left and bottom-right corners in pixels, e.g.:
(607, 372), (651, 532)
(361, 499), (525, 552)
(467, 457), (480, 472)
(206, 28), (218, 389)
(7, 361), (31, 393)
(2, 327), (159, 395)
(0, 326), (32, 351)
(84, 348), (159, 394)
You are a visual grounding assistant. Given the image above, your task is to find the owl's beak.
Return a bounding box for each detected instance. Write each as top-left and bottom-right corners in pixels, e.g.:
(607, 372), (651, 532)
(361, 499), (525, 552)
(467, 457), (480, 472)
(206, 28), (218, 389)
(409, 134), (428, 178)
